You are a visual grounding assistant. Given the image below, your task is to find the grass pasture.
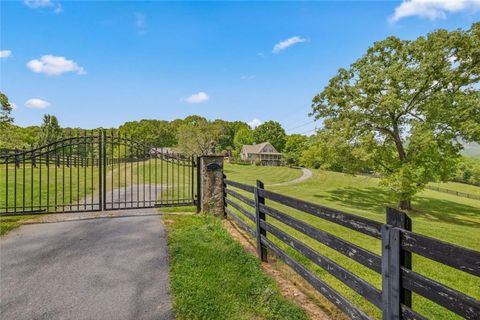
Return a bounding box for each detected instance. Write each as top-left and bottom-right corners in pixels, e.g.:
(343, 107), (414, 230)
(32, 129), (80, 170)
(224, 164), (480, 319)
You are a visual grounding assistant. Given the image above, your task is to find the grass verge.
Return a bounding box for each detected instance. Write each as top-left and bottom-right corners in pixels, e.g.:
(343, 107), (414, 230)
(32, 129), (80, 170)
(165, 214), (309, 320)
(0, 214), (41, 236)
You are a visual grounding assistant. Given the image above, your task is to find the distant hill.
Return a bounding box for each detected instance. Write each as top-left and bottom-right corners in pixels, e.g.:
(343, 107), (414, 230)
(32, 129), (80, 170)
(461, 142), (480, 158)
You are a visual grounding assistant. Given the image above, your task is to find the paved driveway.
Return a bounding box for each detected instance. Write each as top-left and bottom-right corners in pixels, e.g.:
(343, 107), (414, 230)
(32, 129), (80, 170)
(0, 214), (173, 320)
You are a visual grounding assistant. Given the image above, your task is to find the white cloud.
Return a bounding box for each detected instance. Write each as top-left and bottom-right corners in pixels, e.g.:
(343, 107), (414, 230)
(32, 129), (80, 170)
(272, 36), (306, 54)
(11, 103), (17, 110)
(182, 92), (210, 104)
(25, 98), (50, 109)
(0, 50), (12, 58)
(27, 55), (86, 76)
(391, 0), (480, 22)
(134, 12), (147, 35)
(24, 0), (62, 13)
(248, 118), (263, 129)
(240, 75), (256, 80)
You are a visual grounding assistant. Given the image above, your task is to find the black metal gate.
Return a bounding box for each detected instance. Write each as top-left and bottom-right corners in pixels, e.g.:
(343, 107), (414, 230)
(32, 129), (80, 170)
(0, 131), (197, 214)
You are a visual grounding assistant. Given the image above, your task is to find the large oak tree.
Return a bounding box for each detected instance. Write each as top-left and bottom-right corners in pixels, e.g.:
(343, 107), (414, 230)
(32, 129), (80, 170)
(311, 23), (480, 210)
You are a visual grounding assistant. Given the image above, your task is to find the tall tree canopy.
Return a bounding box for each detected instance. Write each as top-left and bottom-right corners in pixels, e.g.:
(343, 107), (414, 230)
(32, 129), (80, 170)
(284, 134), (309, 166)
(311, 23), (480, 210)
(118, 119), (176, 147)
(253, 121), (287, 152)
(176, 118), (222, 156)
(233, 127), (255, 153)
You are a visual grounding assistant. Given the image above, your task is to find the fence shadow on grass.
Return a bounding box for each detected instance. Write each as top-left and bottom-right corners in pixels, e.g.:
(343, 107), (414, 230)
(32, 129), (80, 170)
(320, 186), (480, 228)
(316, 187), (391, 217)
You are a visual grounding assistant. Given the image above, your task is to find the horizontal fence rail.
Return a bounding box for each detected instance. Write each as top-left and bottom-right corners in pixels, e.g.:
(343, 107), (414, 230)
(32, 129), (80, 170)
(223, 177), (480, 320)
(425, 185), (480, 201)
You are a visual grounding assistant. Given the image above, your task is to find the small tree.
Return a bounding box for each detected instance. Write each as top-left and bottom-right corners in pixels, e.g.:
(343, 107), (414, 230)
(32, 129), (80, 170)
(233, 127), (255, 153)
(0, 92), (13, 125)
(38, 114), (62, 146)
(284, 134), (309, 166)
(311, 23), (480, 210)
(253, 121), (287, 152)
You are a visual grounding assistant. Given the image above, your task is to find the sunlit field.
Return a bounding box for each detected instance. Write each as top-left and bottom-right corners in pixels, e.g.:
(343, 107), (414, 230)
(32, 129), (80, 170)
(224, 164), (480, 319)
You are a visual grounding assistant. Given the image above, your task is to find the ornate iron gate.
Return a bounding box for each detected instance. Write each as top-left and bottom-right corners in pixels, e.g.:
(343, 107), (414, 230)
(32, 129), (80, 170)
(0, 131), (197, 214)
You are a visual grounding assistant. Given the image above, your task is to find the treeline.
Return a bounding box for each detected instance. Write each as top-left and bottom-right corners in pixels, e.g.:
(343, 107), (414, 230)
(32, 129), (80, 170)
(0, 114), (303, 163)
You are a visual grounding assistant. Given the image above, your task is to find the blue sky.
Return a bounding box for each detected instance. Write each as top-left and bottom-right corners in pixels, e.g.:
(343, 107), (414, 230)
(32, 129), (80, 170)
(1, 1), (479, 134)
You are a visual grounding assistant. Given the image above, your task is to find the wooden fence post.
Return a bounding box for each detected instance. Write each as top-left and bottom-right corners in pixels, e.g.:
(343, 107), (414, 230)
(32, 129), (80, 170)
(387, 207), (412, 308)
(381, 224), (401, 320)
(255, 180), (267, 262)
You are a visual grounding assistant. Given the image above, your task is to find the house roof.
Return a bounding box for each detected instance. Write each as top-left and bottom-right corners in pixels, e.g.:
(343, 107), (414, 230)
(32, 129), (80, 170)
(242, 142), (281, 154)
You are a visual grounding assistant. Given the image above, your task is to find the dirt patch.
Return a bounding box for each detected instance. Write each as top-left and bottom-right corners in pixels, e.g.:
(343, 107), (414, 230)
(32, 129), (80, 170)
(222, 219), (347, 320)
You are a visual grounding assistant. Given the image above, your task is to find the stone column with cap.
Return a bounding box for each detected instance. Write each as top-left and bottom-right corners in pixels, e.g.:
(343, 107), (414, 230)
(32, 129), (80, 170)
(199, 155), (225, 216)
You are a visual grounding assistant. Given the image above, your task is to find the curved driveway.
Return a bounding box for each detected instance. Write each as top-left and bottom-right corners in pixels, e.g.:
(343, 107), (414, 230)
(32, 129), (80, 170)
(268, 168), (313, 187)
(0, 214), (173, 320)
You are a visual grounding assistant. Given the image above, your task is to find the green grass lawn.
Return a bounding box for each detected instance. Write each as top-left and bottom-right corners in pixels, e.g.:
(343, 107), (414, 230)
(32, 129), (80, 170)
(428, 181), (480, 196)
(224, 165), (480, 320)
(224, 163), (302, 185)
(165, 214), (308, 320)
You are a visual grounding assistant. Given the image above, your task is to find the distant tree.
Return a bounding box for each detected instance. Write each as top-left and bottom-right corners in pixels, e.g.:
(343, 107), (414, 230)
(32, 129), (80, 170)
(118, 120), (176, 147)
(0, 92), (13, 125)
(284, 134), (309, 166)
(454, 157), (480, 186)
(215, 120), (249, 152)
(0, 124), (41, 149)
(233, 127), (255, 152)
(38, 114), (62, 146)
(176, 119), (221, 156)
(253, 121), (287, 152)
(311, 23), (480, 210)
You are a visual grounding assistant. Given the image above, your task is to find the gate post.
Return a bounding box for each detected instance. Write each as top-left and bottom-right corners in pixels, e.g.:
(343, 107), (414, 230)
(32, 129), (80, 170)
(199, 155), (224, 216)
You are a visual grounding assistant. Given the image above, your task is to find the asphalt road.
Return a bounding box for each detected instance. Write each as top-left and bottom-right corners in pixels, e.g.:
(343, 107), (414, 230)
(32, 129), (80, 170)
(0, 215), (173, 320)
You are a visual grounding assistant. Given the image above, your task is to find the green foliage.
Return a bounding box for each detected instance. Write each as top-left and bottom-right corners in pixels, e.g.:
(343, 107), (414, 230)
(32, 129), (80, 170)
(233, 127), (255, 152)
(253, 121), (287, 152)
(453, 157), (480, 185)
(0, 124), (41, 149)
(37, 114), (62, 146)
(176, 118), (222, 156)
(118, 119), (176, 147)
(215, 120), (249, 152)
(166, 215), (308, 320)
(283, 134), (309, 166)
(310, 23), (480, 209)
(0, 92), (13, 125)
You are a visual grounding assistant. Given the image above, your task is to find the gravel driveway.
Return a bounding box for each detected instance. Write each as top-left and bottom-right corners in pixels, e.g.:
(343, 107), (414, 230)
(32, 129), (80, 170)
(0, 214), (174, 320)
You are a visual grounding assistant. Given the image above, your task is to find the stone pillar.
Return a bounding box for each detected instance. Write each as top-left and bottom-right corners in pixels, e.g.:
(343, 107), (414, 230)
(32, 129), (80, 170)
(199, 155), (225, 217)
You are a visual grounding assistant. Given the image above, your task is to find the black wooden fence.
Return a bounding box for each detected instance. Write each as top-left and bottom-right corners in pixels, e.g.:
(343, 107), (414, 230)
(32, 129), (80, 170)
(425, 185), (480, 201)
(223, 178), (480, 320)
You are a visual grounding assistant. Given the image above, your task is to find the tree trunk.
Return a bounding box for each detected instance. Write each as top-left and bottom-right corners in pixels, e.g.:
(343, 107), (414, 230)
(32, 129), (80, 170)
(399, 199), (412, 211)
